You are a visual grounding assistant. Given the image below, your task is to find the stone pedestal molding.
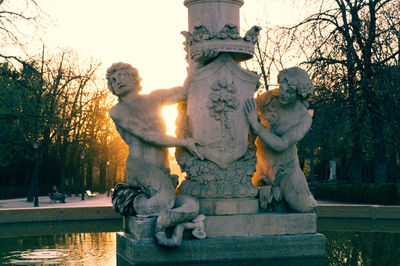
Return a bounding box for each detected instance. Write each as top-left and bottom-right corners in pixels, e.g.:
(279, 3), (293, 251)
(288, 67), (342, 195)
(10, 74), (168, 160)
(118, 212), (325, 265)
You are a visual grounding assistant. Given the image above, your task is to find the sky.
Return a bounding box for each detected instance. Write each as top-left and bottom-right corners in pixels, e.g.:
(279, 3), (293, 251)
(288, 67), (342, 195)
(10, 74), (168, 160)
(36, 0), (315, 135)
(41, 0), (314, 92)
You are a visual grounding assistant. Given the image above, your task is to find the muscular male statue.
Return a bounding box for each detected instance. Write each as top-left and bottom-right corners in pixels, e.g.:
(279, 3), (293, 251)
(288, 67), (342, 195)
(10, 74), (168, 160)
(107, 62), (205, 246)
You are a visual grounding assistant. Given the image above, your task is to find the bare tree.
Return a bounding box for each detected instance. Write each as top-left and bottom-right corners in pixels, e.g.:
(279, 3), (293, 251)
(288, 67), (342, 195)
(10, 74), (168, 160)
(0, 0), (45, 62)
(284, 0), (400, 183)
(248, 0), (400, 184)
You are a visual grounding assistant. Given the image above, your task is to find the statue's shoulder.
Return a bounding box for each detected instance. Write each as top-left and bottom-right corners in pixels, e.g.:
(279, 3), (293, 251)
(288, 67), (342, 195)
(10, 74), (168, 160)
(299, 104), (312, 123)
(256, 89), (279, 110)
(109, 104), (119, 118)
(109, 102), (128, 120)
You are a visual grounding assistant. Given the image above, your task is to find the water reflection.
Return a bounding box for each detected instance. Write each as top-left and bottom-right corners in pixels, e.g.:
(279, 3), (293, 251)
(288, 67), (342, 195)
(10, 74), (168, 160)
(319, 218), (400, 266)
(1, 219), (399, 265)
(1, 232), (117, 265)
(322, 231), (400, 266)
(0, 220), (121, 265)
(0, 219), (122, 238)
(5, 249), (68, 265)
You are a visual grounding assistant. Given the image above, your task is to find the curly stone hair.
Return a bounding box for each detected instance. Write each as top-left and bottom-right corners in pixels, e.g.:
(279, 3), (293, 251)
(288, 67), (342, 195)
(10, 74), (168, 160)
(106, 62), (143, 95)
(277, 67), (314, 100)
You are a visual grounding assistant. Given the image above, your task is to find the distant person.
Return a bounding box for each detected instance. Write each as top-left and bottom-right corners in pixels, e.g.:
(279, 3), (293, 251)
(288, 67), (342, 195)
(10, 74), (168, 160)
(50, 186), (65, 203)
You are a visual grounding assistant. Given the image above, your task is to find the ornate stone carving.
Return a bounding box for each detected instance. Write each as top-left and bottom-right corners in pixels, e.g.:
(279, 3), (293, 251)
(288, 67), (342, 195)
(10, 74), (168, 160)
(111, 183), (140, 216)
(243, 26), (262, 43)
(208, 79), (239, 145)
(176, 54), (260, 198)
(176, 147), (258, 198)
(182, 24), (261, 62)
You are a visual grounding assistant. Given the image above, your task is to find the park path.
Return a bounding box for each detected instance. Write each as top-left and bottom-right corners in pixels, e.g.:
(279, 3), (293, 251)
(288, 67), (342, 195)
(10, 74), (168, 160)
(0, 193), (112, 210)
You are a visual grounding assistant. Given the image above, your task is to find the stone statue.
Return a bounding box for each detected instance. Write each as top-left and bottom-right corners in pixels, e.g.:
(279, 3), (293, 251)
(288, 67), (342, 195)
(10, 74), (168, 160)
(115, 2), (326, 263)
(244, 67), (317, 213)
(107, 62), (206, 247)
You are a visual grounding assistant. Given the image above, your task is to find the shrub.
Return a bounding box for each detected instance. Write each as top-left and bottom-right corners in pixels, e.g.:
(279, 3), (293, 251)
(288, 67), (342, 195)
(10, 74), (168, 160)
(314, 182), (400, 205)
(371, 184), (400, 205)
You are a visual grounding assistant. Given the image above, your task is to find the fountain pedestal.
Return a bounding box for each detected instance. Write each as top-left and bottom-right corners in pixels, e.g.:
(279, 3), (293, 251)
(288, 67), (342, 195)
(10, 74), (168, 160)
(115, 0), (325, 264)
(117, 212), (325, 265)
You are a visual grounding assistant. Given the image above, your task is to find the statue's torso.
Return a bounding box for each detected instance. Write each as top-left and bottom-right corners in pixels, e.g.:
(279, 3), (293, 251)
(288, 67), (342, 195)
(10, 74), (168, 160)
(114, 96), (169, 169)
(254, 95), (307, 185)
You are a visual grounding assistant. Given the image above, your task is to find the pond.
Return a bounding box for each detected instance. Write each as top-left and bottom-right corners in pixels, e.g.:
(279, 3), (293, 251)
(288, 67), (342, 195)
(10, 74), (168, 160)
(0, 219), (399, 265)
(318, 218), (400, 266)
(0, 220), (121, 265)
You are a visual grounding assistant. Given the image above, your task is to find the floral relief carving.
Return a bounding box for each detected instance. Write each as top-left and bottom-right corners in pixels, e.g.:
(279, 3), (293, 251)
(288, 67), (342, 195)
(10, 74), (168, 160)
(208, 79), (239, 142)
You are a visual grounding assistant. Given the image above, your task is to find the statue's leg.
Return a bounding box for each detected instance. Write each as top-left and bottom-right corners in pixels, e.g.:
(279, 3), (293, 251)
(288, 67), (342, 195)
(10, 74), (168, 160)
(156, 194), (199, 230)
(126, 155), (175, 216)
(279, 166), (317, 213)
(155, 194), (201, 247)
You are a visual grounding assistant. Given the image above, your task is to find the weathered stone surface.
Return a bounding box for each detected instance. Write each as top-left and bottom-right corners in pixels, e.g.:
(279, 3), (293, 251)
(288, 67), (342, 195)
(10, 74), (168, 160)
(124, 212), (316, 240)
(117, 232), (325, 265)
(184, 0), (243, 37)
(199, 198), (259, 215)
(124, 216), (156, 241)
(204, 213), (317, 238)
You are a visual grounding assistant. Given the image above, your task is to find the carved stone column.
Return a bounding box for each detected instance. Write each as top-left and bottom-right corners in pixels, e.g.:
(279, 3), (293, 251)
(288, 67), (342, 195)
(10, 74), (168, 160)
(184, 0), (244, 71)
(177, 0), (261, 202)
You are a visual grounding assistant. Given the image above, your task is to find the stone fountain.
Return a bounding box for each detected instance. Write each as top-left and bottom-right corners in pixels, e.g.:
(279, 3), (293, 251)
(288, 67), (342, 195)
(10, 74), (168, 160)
(110, 0), (325, 264)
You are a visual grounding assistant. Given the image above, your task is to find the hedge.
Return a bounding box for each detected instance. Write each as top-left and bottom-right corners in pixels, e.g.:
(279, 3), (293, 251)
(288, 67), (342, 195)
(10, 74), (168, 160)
(0, 185), (54, 200)
(315, 182), (400, 205)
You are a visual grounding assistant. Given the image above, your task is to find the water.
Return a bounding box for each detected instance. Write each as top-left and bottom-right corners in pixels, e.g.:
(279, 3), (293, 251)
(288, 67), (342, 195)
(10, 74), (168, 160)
(0, 220), (121, 266)
(1, 233), (116, 265)
(1, 219), (399, 265)
(319, 218), (400, 266)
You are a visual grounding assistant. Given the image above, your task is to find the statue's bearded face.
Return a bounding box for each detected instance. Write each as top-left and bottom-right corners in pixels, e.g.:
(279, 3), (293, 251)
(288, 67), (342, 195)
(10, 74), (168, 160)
(109, 69), (137, 96)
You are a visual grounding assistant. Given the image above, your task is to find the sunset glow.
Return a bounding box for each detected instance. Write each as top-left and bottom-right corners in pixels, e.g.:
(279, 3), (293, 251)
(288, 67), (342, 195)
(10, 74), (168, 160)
(38, 0), (316, 134)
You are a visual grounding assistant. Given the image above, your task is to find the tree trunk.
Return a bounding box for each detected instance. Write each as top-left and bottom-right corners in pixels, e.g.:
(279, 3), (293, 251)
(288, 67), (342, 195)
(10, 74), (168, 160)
(27, 173), (34, 202)
(388, 152), (398, 183)
(86, 152), (94, 190)
(99, 162), (106, 193)
(374, 142), (388, 184)
(73, 155), (80, 195)
(351, 145), (363, 184)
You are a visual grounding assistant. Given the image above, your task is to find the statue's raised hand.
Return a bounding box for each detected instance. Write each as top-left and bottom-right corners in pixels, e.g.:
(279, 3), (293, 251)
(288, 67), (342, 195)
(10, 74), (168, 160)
(244, 98), (258, 129)
(183, 138), (204, 160)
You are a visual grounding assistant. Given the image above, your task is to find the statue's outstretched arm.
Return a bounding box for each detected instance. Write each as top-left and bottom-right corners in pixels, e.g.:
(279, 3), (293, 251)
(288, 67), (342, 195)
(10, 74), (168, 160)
(110, 106), (203, 159)
(244, 98), (311, 152)
(150, 82), (188, 105)
(149, 51), (218, 104)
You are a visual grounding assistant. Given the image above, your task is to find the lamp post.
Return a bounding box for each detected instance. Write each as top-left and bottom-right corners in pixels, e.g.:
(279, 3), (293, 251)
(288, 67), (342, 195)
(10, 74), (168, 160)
(32, 140), (40, 207)
(307, 102), (316, 196)
(106, 160), (110, 196)
(80, 151), (85, 200)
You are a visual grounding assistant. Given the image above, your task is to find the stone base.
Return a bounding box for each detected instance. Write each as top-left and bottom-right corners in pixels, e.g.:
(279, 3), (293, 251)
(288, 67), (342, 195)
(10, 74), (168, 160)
(124, 212), (317, 239)
(117, 233), (325, 265)
(205, 212), (316, 238)
(118, 213), (325, 265)
(199, 198), (259, 215)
